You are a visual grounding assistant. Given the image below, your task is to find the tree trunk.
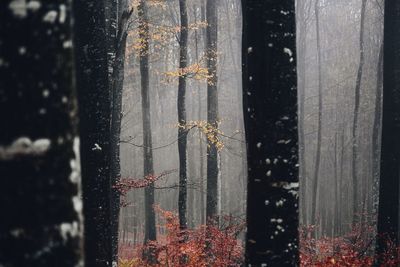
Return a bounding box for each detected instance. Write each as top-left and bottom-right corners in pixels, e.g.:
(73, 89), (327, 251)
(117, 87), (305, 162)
(73, 0), (113, 266)
(0, 1), (83, 265)
(242, 0), (299, 265)
(109, 4), (131, 264)
(372, 42), (383, 216)
(296, 0), (309, 226)
(375, 0), (400, 261)
(105, 0), (118, 79)
(178, 0), (189, 230)
(199, 0), (206, 226)
(351, 0), (367, 224)
(205, 0), (219, 225)
(138, 0), (157, 247)
(311, 0), (323, 229)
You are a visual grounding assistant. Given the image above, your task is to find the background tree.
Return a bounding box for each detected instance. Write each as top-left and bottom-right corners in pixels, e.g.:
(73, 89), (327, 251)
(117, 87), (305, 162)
(297, 0), (384, 238)
(351, 0), (367, 223)
(242, 0), (299, 265)
(0, 1), (83, 265)
(177, 0), (189, 230)
(205, 0), (220, 224)
(118, 0), (245, 252)
(109, 0), (132, 262)
(311, 0), (323, 228)
(137, 0), (157, 248)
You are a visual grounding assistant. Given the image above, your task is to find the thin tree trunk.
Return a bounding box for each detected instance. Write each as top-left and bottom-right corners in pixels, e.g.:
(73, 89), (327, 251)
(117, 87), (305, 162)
(205, 0), (219, 225)
(242, 0), (299, 264)
(138, 0), (157, 249)
(334, 133), (340, 237)
(372, 42), (383, 216)
(0, 2), (83, 265)
(351, 0), (367, 224)
(199, 0), (206, 226)
(311, 0), (323, 228)
(178, 0), (189, 230)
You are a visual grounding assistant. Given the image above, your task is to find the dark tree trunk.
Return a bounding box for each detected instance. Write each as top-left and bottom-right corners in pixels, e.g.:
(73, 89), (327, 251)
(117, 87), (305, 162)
(105, 0), (118, 79)
(205, 0), (219, 224)
(311, 0), (323, 228)
(178, 0), (189, 230)
(242, 0), (299, 265)
(375, 0), (400, 261)
(0, 1), (83, 266)
(138, 0), (157, 246)
(73, 1), (113, 266)
(109, 4), (131, 264)
(351, 0), (367, 223)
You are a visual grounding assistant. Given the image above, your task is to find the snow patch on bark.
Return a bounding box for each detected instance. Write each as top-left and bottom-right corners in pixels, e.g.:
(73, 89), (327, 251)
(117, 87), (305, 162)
(60, 221), (79, 241)
(70, 137), (84, 244)
(0, 137), (51, 160)
(43, 10), (57, 23)
(9, 0), (41, 18)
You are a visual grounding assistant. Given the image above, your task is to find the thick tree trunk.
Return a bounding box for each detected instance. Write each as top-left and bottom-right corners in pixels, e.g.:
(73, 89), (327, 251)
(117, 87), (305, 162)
(0, 1), (83, 266)
(205, 0), (219, 224)
(105, 0), (118, 79)
(109, 5), (131, 264)
(311, 0), (323, 228)
(178, 0), (189, 230)
(138, 0), (157, 247)
(74, 1), (113, 266)
(351, 0), (367, 223)
(242, 0), (299, 265)
(375, 0), (400, 261)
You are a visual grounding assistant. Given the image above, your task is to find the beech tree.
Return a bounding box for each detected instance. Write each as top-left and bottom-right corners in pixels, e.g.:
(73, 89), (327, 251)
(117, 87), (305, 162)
(205, 0), (220, 224)
(0, 1), (83, 266)
(177, 0), (189, 230)
(109, 0), (131, 262)
(137, 0), (157, 248)
(242, 0), (299, 265)
(375, 0), (400, 261)
(73, 0), (113, 266)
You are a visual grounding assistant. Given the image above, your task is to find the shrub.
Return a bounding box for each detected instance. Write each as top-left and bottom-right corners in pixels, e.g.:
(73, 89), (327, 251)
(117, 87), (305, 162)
(119, 208), (244, 267)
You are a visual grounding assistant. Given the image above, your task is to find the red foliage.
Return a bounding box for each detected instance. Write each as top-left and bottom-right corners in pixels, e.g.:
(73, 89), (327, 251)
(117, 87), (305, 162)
(119, 208), (244, 267)
(300, 224), (400, 266)
(114, 170), (176, 206)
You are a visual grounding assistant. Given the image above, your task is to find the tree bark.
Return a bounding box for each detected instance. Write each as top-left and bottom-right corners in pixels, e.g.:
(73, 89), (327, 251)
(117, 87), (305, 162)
(311, 0), (323, 228)
(138, 0), (157, 247)
(296, 0), (309, 226)
(375, 0), (400, 261)
(372, 42), (383, 216)
(205, 0), (219, 224)
(178, 0), (189, 230)
(109, 4), (131, 264)
(0, 1), (83, 265)
(351, 0), (367, 224)
(74, 0), (113, 266)
(242, 0), (299, 265)
(105, 0), (118, 79)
